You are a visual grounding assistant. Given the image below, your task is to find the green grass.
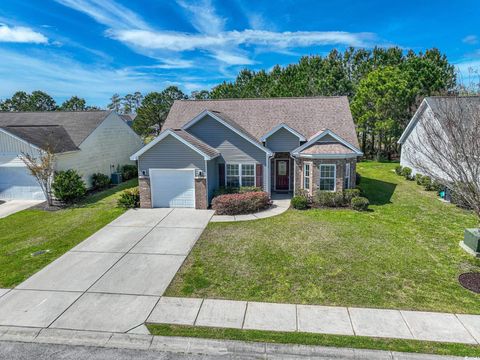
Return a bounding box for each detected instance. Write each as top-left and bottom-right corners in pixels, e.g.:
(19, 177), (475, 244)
(147, 324), (480, 358)
(166, 162), (480, 314)
(0, 180), (137, 287)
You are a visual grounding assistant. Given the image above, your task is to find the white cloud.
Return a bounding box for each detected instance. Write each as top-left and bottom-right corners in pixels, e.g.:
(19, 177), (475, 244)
(109, 28), (377, 52)
(462, 35), (478, 45)
(54, 0), (148, 29)
(211, 50), (254, 65)
(0, 24), (48, 43)
(176, 0), (225, 35)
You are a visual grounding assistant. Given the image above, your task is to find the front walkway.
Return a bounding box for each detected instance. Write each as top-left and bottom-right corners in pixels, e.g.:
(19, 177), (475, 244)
(0, 208), (214, 333)
(147, 297), (480, 345)
(0, 200), (43, 218)
(211, 193), (291, 222)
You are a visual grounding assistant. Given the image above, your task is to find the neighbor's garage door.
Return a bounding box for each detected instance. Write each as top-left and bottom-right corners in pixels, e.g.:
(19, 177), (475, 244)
(0, 157), (45, 200)
(150, 169), (195, 208)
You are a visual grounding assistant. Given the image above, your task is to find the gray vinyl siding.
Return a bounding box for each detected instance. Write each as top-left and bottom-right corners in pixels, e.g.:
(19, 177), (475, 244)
(207, 158), (218, 202)
(317, 134), (337, 143)
(186, 114), (268, 191)
(138, 134), (205, 176)
(265, 127), (300, 152)
(0, 130), (41, 157)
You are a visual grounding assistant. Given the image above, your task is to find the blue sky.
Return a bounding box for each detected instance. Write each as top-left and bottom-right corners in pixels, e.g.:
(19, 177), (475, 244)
(0, 0), (479, 107)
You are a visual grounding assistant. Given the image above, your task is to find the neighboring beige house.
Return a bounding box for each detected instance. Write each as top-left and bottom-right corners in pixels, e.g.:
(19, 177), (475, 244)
(0, 111), (143, 200)
(131, 97), (362, 209)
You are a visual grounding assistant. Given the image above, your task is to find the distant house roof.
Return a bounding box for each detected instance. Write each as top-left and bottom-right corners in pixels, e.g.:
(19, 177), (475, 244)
(0, 111), (111, 152)
(120, 113), (136, 127)
(164, 97), (359, 148)
(1, 125), (79, 153)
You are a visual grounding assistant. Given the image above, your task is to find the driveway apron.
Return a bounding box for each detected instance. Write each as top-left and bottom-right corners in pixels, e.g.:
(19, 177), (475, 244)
(0, 208), (214, 333)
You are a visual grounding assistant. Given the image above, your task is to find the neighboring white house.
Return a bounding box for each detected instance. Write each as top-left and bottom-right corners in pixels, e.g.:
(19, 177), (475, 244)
(0, 111), (143, 200)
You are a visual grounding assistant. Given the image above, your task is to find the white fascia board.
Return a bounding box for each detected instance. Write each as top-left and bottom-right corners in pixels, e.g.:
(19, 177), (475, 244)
(130, 129), (213, 161)
(260, 123), (306, 142)
(291, 129), (363, 156)
(398, 99), (429, 144)
(182, 110), (273, 156)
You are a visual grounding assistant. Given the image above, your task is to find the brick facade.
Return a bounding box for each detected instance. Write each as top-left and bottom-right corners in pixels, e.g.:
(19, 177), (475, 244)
(138, 176), (152, 208)
(294, 157), (357, 195)
(194, 176), (207, 209)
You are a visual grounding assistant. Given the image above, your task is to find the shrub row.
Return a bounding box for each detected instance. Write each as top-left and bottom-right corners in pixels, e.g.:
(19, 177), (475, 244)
(291, 188), (369, 211)
(117, 188), (140, 209)
(212, 186), (262, 197)
(394, 166), (442, 191)
(212, 191), (271, 215)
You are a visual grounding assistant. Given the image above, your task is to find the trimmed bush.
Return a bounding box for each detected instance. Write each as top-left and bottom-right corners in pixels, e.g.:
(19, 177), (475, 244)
(121, 165), (138, 181)
(419, 175), (434, 191)
(212, 191), (270, 215)
(344, 188), (361, 203)
(314, 191), (346, 208)
(213, 186), (261, 197)
(401, 167), (412, 180)
(351, 196), (369, 211)
(91, 173), (110, 190)
(291, 195), (308, 210)
(53, 169), (87, 203)
(395, 165), (403, 175)
(117, 188), (140, 209)
(415, 173), (423, 185)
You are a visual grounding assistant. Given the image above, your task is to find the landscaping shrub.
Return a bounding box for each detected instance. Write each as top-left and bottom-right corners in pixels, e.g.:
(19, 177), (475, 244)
(53, 169), (87, 203)
(212, 191), (270, 215)
(420, 175), (433, 191)
(117, 188), (140, 209)
(314, 191), (346, 208)
(213, 186), (261, 197)
(121, 164), (138, 181)
(401, 167), (413, 180)
(291, 195), (309, 210)
(91, 173), (110, 190)
(415, 173), (423, 185)
(343, 188), (361, 203)
(351, 196), (370, 211)
(395, 165), (403, 175)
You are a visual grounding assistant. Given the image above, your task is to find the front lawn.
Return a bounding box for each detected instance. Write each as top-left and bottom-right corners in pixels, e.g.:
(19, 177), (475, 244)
(0, 180), (137, 288)
(166, 162), (480, 314)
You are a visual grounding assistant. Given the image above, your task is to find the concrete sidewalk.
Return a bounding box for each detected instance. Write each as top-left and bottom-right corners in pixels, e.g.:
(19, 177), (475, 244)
(0, 200), (43, 218)
(148, 297), (480, 345)
(0, 208), (214, 333)
(0, 327), (473, 360)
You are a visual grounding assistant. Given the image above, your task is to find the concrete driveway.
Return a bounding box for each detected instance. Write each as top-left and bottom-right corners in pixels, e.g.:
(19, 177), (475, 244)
(0, 208), (214, 333)
(0, 200), (43, 218)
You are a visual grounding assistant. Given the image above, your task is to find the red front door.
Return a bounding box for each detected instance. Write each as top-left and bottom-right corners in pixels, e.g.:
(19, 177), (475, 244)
(276, 159), (289, 190)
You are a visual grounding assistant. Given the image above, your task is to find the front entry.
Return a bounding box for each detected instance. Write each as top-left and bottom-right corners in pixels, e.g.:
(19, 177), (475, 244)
(275, 159), (289, 191)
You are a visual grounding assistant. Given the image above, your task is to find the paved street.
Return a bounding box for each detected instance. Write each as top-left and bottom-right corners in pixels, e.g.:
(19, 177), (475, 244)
(0, 208), (214, 333)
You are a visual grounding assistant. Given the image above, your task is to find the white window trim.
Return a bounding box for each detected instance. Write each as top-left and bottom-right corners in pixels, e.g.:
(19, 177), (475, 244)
(303, 162), (312, 193)
(225, 163), (256, 187)
(319, 164), (336, 192)
(344, 163), (351, 189)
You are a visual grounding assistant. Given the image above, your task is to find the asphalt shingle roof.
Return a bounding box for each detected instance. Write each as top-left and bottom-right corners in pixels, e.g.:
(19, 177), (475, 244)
(172, 129), (220, 158)
(164, 97), (359, 148)
(0, 111), (111, 149)
(301, 142), (355, 155)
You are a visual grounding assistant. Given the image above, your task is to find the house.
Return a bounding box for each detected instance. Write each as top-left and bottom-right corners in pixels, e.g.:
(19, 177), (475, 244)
(131, 97), (362, 209)
(398, 96), (479, 180)
(120, 113), (136, 127)
(0, 111), (144, 200)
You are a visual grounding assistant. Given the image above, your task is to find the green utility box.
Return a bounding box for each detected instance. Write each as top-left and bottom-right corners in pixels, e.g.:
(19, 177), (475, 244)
(464, 228), (480, 253)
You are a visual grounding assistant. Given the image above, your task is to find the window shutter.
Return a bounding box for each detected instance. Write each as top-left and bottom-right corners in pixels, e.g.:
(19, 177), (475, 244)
(219, 163), (225, 187)
(255, 164), (263, 188)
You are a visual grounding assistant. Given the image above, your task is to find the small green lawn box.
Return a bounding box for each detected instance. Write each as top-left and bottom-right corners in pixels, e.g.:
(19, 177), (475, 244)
(464, 228), (480, 253)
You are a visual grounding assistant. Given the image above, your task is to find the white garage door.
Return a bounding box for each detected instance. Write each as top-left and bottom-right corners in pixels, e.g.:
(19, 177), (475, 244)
(0, 158), (45, 200)
(150, 169), (195, 208)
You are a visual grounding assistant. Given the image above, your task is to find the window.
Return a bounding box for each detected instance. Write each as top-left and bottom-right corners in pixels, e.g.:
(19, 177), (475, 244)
(226, 163), (255, 187)
(241, 164), (255, 187)
(344, 163), (351, 189)
(319, 164), (336, 191)
(226, 164), (240, 187)
(303, 163), (311, 191)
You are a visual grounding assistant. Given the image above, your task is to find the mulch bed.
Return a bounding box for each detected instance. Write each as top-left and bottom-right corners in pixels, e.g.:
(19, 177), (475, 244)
(459, 272), (480, 294)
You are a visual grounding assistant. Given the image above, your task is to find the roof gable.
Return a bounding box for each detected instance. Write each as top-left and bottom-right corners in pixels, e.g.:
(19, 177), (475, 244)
(0, 111), (110, 147)
(292, 129), (362, 157)
(163, 97), (358, 148)
(260, 123), (306, 141)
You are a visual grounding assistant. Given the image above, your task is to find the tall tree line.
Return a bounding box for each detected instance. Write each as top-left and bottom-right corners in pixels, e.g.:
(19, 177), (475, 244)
(0, 91), (99, 112)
